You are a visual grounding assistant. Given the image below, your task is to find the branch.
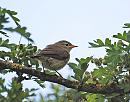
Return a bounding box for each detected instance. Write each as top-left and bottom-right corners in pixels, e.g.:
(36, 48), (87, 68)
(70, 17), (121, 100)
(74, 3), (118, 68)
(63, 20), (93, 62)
(0, 60), (124, 94)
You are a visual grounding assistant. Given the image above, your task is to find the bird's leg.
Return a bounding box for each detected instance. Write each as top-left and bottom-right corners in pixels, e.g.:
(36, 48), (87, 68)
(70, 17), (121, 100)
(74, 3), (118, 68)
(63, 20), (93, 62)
(42, 63), (45, 74)
(55, 70), (63, 78)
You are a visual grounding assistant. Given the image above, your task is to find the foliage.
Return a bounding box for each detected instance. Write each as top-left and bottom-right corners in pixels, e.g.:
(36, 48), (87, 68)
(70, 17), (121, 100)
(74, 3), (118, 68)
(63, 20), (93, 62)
(0, 7), (41, 101)
(1, 6), (130, 102)
(0, 7), (34, 42)
(0, 78), (37, 102)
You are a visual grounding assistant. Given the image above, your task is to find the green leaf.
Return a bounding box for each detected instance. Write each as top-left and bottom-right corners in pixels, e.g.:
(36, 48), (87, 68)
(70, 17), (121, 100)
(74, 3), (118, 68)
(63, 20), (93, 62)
(79, 57), (92, 65)
(12, 16), (20, 23)
(68, 63), (78, 70)
(0, 13), (9, 24)
(0, 31), (9, 37)
(92, 67), (113, 84)
(96, 39), (104, 46)
(0, 39), (10, 47)
(105, 38), (111, 46)
(92, 68), (104, 78)
(11, 80), (22, 90)
(89, 42), (100, 48)
(87, 94), (105, 102)
(3, 39), (9, 44)
(113, 32), (127, 41)
(4, 27), (34, 43)
(89, 39), (104, 48)
(2, 9), (20, 26)
(68, 62), (83, 80)
(78, 57), (92, 71)
(34, 79), (45, 88)
(75, 58), (80, 62)
(123, 23), (130, 28)
(68, 63), (80, 75)
(69, 57), (92, 81)
(2, 9), (17, 15)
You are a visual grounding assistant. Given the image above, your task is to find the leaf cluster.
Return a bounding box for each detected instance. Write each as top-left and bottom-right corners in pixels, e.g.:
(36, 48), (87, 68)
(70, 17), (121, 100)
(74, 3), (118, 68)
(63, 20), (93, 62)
(0, 7), (40, 101)
(0, 7), (34, 42)
(67, 23), (130, 101)
(0, 78), (37, 102)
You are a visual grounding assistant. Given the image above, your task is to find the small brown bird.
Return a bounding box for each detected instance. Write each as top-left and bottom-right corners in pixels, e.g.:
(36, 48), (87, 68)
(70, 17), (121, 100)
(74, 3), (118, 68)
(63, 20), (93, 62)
(32, 40), (78, 75)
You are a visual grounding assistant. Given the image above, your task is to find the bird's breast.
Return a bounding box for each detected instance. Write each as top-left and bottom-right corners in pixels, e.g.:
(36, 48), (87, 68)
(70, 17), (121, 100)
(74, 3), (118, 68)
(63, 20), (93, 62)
(42, 57), (69, 70)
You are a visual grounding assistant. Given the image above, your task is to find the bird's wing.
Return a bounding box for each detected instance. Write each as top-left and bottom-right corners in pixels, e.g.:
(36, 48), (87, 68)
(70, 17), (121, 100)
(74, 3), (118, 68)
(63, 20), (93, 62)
(35, 44), (70, 60)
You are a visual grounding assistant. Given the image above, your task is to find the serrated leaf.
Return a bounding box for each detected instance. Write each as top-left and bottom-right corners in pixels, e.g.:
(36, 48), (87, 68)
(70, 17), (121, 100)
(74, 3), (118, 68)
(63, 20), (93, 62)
(79, 57), (92, 73)
(68, 63), (83, 80)
(4, 27), (34, 43)
(3, 9), (20, 26)
(79, 57), (92, 65)
(68, 63), (81, 74)
(92, 67), (107, 78)
(113, 32), (127, 41)
(89, 39), (104, 48)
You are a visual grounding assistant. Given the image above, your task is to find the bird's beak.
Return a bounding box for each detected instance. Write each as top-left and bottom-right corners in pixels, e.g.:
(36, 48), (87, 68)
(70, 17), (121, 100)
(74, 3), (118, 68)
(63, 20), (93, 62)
(68, 45), (78, 48)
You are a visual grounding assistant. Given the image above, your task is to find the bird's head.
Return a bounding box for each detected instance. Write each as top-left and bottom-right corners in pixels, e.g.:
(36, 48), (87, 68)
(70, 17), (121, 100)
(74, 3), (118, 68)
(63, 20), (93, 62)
(55, 40), (78, 52)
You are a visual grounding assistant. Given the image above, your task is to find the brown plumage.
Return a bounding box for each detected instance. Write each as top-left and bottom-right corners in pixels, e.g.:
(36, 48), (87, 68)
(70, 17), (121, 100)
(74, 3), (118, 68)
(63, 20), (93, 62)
(32, 40), (77, 70)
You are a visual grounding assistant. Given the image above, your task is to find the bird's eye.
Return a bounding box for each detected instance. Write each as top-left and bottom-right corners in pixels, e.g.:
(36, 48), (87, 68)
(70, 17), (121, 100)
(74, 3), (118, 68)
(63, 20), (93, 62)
(65, 43), (69, 46)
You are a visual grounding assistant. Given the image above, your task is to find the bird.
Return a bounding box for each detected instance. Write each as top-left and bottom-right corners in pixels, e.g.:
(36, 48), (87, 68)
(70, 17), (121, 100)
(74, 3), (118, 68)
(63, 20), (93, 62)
(31, 40), (78, 76)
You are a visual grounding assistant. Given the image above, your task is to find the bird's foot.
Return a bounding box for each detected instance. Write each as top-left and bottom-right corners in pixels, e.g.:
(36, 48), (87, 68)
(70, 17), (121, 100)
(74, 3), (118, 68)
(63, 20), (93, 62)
(55, 70), (63, 78)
